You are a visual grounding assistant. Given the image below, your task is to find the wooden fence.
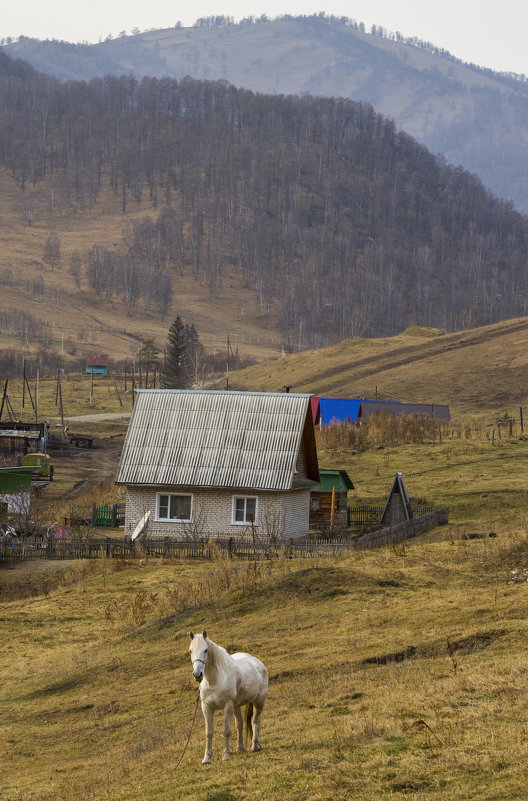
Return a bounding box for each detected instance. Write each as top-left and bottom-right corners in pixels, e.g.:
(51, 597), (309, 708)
(348, 505), (435, 526)
(0, 507), (449, 564)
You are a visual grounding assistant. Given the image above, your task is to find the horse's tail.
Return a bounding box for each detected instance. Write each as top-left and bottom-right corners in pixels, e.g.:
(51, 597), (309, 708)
(246, 702), (254, 748)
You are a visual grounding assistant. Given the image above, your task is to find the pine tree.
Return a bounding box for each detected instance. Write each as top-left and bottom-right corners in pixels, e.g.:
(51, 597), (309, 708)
(160, 316), (187, 388)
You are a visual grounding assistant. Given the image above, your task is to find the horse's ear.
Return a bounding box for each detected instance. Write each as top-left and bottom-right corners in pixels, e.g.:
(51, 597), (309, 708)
(189, 631), (194, 640)
(203, 630), (208, 640)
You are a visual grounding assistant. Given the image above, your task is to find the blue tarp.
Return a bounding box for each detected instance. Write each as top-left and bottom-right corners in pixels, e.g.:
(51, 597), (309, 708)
(316, 398), (401, 425)
(319, 398), (362, 424)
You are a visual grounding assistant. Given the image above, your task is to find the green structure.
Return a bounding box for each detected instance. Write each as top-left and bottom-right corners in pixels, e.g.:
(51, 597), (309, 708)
(0, 467), (34, 494)
(309, 469), (354, 530)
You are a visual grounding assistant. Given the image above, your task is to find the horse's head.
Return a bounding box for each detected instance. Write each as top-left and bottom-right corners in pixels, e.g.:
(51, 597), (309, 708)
(189, 630), (209, 682)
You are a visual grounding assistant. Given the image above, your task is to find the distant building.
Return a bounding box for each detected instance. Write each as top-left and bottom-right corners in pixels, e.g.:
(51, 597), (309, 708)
(358, 401), (450, 423)
(311, 397), (449, 424)
(85, 353), (109, 375)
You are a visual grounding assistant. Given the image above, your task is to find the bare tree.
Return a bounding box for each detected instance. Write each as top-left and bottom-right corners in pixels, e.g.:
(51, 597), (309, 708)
(43, 233), (61, 271)
(69, 249), (82, 289)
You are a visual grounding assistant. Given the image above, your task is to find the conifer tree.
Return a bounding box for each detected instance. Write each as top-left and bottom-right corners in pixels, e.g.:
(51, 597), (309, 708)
(160, 316), (187, 388)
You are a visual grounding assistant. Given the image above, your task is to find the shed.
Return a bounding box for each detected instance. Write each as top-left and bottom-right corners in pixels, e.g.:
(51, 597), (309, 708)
(85, 353), (109, 375)
(380, 472), (413, 527)
(309, 468), (354, 530)
(116, 390), (320, 540)
(358, 401), (450, 422)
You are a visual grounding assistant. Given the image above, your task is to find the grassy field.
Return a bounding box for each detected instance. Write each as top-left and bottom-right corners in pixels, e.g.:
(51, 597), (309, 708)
(2, 532), (528, 801)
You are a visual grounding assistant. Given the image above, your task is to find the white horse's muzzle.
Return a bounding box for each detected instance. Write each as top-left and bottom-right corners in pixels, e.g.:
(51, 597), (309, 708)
(193, 659), (206, 682)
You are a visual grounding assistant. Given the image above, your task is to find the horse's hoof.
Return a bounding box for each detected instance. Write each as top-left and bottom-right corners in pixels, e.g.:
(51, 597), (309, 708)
(237, 746), (245, 753)
(252, 744), (262, 752)
(202, 757), (212, 765)
(222, 754), (231, 761)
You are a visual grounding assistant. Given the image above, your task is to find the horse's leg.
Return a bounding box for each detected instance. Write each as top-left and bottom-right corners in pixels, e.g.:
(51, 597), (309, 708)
(251, 701), (264, 752)
(201, 703), (214, 764)
(222, 700), (234, 761)
(234, 706), (244, 752)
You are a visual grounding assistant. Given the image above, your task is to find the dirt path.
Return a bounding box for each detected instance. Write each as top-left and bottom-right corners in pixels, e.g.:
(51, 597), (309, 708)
(48, 436), (125, 498)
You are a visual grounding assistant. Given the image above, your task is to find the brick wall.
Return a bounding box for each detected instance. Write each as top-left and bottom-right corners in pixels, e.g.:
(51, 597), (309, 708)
(124, 486), (311, 539)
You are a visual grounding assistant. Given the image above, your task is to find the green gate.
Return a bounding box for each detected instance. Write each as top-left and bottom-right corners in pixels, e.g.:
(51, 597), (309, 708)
(93, 504), (113, 527)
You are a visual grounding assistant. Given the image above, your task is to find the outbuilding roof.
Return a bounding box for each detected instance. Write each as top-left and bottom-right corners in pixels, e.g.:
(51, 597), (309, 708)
(358, 401), (450, 422)
(115, 389), (319, 491)
(311, 469), (354, 493)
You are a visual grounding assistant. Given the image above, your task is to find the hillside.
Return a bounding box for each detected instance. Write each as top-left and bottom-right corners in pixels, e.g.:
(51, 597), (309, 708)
(5, 16), (528, 210)
(226, 318), (528, 415)
(1, 61), (528, 371)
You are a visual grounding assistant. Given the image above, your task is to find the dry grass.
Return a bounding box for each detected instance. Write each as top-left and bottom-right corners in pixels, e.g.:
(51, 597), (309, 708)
(2, 531), (528, 800)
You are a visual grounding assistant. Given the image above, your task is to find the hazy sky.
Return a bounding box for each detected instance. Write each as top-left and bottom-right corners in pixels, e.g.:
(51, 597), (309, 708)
(4, 0), (527, 76)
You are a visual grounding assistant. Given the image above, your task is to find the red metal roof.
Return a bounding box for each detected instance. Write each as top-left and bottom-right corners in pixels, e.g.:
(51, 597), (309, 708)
(85, 353), (109, 366)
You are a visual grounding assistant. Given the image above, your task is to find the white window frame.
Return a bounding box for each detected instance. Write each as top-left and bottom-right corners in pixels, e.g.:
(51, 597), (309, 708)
(232, 495), (258, 525)
(156, 492), (193, 522)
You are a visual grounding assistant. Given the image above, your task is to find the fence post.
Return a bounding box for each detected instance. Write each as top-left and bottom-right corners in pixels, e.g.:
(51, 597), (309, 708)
(520, 407), (524, 433)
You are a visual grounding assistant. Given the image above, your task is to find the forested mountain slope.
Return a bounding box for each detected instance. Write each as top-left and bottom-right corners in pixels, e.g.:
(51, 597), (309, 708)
(4, 15), (528, 210)
(1, 54), (528, 362)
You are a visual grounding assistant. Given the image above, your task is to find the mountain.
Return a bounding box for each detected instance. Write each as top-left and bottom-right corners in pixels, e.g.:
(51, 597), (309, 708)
(4, 16), (528, 211)
(1, 54), (528, 374)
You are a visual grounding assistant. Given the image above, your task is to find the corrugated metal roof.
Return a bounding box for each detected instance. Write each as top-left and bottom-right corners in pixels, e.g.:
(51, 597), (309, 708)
(115, 390), (315, 491)
(311, 469), (354, 493)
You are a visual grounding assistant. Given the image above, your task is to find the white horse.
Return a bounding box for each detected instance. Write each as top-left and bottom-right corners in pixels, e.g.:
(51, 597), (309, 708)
(188, 630), (268, 764)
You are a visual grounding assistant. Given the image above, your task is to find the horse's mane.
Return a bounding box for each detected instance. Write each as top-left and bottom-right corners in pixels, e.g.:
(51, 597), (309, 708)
(207, 637), (234, 675)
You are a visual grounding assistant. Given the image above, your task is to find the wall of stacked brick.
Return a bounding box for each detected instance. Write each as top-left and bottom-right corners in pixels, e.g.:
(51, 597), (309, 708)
(124, 486), (311, 539)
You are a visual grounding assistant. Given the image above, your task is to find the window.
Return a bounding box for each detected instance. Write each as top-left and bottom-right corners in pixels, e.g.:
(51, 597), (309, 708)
(232, 496), (257, 524)
(157, 492), (192, 522)
(310, 496), (320, 510)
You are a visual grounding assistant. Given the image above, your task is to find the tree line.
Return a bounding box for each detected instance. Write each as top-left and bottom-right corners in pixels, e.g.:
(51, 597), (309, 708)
(2, 55), (528, 347)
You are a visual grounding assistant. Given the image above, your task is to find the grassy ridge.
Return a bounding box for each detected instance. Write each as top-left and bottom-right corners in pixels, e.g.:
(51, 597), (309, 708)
(229, 319), (528, 415)
(2, 536), (528, 800)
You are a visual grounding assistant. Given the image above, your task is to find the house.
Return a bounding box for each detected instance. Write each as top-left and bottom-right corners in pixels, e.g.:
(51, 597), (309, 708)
(85, 353), (109, 375)
(115, 389), (320, 539)
(309, 469), (354, 530)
